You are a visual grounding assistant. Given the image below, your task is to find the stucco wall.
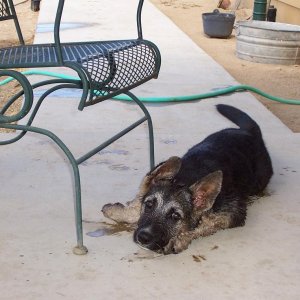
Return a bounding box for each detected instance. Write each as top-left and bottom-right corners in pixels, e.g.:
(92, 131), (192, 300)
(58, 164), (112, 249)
(272, 0), (300, 25)
(233, 0), (300, 25)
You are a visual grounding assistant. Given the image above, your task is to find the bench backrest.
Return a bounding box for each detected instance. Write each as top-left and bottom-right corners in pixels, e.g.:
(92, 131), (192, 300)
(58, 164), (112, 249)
(52, 0), (145, 63)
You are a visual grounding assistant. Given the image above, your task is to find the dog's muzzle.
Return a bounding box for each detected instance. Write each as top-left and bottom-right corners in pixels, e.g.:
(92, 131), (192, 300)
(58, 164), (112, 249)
(134, 226), (167, 252)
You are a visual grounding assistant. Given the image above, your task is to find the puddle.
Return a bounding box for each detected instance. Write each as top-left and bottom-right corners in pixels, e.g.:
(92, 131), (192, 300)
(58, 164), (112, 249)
(121, 249), (163, 262)
(36, 22), (93, 33)
(34, 89), (80, 98)
(98, 149), (129, 156)
(86, 223), (163, 261)
(81, 159), (112, 167)
(86, 221), (135, 237)
(160, 138), (177, 144)
(109, 164), (130, 171)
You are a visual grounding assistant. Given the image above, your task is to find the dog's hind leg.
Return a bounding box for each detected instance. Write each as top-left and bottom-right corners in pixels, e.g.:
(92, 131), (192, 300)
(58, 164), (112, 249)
(102, 197), (141, 224)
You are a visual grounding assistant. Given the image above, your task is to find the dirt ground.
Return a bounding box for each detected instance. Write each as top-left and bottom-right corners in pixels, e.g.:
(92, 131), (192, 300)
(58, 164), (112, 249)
(0, 0), (38, 47)
(151, 0), (300, 132)
(0, 0), (38, 132)
(1, 0), (300, 132)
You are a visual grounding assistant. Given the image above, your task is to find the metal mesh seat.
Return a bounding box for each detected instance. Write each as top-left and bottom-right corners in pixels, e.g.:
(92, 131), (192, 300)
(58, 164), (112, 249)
(0, 0), (161, 255)
(0, 39), (159, 104)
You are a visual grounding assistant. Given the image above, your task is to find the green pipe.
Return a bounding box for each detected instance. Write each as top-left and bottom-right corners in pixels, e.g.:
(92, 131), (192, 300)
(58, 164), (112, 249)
(1, 69), (300, 105)
(253, 0), (267, 21)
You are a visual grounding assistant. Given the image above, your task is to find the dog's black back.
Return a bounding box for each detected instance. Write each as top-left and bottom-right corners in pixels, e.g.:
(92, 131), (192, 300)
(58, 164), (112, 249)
(174, 104), (273, 226)
(103, 105), (273, 253)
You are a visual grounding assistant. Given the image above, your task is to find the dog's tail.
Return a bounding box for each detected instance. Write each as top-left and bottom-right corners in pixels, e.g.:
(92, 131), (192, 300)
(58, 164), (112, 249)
(216, 104), (262, 137)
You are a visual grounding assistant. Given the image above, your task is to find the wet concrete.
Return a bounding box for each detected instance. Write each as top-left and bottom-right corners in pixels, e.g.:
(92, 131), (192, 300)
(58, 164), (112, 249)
(36, 22), (94, 33)
(1, 0), (300, 299)
(86, 221), (135, 237)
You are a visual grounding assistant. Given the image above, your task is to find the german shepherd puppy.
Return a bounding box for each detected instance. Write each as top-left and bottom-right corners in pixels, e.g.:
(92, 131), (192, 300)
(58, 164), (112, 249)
(102, 104), (273, 254)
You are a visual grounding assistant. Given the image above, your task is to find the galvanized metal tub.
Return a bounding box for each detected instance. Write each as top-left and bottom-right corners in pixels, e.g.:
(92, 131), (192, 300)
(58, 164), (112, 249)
(236, 21), (300, 65)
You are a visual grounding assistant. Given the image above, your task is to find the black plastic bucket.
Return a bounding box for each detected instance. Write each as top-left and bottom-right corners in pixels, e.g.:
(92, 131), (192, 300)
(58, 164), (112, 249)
(31, 0), (41, 12)
(202, 10), (235, 38)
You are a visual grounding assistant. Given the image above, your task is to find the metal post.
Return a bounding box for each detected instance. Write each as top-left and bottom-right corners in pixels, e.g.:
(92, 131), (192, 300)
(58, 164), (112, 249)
(253, 0), (267, 21)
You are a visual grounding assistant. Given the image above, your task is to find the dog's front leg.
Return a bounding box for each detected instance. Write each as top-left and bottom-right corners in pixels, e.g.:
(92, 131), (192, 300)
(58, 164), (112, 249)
(101, 196), (141, 224)
(163, 232), (194, 254)
(192, 212), (234, 238)
(164, 212), (234, 254)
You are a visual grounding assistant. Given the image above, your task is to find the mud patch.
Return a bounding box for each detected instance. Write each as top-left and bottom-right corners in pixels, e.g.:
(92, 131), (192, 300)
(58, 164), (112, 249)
(86, 221), (135, 237)
(160, 138), (177, 144)
(192, 254), (206, 262)
(210, 245), (219, 250)
(121, 249), (163, 262)
(272, 213), (300, 226)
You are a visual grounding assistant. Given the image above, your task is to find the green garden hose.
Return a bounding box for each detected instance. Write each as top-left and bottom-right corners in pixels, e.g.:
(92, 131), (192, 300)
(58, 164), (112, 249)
(1, 69), (300, 105)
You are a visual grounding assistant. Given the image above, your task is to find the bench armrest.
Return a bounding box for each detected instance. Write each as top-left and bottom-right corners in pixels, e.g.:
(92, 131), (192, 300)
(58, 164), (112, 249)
(137, 0), (145, 39)
(0, 70), (33, 123)
(54, 0), (65, 64)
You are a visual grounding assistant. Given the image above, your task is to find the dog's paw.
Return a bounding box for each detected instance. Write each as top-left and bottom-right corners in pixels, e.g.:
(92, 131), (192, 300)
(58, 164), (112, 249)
(163, 234), (192, 255)
(101, 202), (125, 221)
(101, 201), (140, 224)
(102, 202), (124, 212)
(162, 238), (177, 255)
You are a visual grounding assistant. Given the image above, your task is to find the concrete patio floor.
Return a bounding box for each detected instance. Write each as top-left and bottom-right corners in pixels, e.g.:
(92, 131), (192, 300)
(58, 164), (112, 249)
(1, 0), (299, 299)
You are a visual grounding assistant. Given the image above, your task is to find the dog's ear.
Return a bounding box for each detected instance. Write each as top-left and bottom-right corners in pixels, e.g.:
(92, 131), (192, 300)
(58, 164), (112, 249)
(190, 171), (223, 212)
(138, 156), (182, 196)
(149, 156), (182, 182)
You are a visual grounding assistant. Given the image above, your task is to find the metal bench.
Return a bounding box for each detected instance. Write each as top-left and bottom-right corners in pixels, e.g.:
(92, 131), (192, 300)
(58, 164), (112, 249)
(0, 0), (161, 255)
(0, 0), (24, 44)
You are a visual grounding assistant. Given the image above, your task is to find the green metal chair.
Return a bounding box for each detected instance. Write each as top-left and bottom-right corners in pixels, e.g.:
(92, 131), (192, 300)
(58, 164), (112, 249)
(0, 0), (25, 44)
(0, 0), (161, 255)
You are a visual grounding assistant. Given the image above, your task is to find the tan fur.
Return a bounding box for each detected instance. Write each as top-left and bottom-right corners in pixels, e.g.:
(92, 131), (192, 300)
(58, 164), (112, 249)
(163, 212), (233, 254)
(101, 196), (141, 224)
(102, 156), (181, 224)
(103, 161), (232, 253)
(101, 171), (153, 223)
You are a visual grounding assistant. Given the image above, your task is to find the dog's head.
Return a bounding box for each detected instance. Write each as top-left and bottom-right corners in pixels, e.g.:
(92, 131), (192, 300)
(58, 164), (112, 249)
(134, 156), (223, 252)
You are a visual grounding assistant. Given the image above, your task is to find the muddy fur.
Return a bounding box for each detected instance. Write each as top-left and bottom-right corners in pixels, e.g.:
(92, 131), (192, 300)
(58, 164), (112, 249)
(102, 104), (273, 254)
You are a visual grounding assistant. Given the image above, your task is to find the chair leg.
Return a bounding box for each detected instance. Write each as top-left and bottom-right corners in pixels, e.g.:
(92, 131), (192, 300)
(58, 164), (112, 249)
(71, 162), (88, 255)
(7, 0), (25, 45)
(40, 129), (88, 255)
(41, 134), (87, 255)
(13, 15), (25, 45)
(146, 112), (155, 170)
(124, 91), (155, 169)
(0, 123), (88, 255)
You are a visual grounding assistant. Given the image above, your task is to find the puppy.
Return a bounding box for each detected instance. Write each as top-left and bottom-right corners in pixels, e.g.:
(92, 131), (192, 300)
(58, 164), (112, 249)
(102, 104), (273, 254)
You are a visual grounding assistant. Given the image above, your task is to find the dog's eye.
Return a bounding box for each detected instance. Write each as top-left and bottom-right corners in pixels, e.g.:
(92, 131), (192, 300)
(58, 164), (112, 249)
(144, 198), (155, 210)
(171, 212), (181, 221)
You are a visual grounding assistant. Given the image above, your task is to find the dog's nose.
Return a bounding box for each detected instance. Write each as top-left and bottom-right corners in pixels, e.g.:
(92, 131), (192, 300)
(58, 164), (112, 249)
(136, 229), (153, 246)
